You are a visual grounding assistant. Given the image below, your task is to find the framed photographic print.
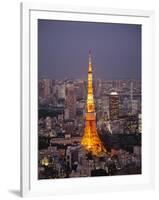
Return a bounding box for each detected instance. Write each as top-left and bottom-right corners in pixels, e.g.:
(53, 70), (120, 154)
(20, 2), (155, 197)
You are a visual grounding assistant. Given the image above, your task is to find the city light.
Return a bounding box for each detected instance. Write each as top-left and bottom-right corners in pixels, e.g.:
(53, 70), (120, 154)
(81, 51), (107, 156)
(38, 53), (141, 179)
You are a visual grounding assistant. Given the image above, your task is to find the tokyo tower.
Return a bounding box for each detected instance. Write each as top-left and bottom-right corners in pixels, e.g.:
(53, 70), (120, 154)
(81, 50), (106, 156)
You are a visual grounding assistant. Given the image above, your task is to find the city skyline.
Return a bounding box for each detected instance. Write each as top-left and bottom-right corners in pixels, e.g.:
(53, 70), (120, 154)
(38, 20), (142, 179)
(38, 20), (141, 80)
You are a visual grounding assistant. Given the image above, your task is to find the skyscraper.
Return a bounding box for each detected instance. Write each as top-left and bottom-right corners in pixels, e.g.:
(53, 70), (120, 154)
(58, 84), (66, 99)
(66, 85), (76, 119)
(109, 92), (119, 120)
(81, 50), (106, 156)
(42, 79), (52, 97)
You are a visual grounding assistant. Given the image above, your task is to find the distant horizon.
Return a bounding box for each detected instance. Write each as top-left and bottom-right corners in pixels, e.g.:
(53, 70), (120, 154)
(38, 20), (141, 80)
(39, 77), (141, 81)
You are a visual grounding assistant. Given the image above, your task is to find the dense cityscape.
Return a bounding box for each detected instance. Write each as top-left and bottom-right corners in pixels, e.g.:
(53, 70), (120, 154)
(38, 75), (141, 179)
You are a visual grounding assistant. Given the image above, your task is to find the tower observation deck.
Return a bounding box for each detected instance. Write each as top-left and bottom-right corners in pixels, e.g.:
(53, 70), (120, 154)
(81, 50), (106, 156)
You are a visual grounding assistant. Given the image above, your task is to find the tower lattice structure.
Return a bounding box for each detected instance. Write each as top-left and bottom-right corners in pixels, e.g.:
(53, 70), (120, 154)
(81, 50), (106, 156)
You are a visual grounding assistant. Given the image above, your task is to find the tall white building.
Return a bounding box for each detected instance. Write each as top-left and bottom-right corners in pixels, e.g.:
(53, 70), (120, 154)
(58, 84), (66, 99)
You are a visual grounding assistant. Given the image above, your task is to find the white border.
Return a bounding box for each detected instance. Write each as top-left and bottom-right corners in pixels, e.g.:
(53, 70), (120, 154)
(21, 2), (155, 197)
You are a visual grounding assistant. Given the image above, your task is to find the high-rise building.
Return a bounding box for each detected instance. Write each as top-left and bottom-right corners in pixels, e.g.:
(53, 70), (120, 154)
(138, 113), (142, 133)
(75, 80), (86, 99)
(64, 108), (70, 120)
(109, 92), (119, 120)
(42, 79), (53, 97)
(58, 84), (66, 99)
(39, 80), (44, 98)
(102, 95), (110, 118)
(131, 99), (139, 114)
(130, 81), (133, 102)
(81, 50), (106, 156)
(95, 79), (102, 97)
(66, 85), (76, 119)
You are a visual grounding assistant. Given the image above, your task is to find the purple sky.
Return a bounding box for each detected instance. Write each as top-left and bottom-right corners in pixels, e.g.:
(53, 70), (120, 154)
(38, 19), (141, 80)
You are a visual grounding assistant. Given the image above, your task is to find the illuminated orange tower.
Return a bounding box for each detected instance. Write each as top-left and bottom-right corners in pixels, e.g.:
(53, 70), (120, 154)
(81, 50), (106, 156)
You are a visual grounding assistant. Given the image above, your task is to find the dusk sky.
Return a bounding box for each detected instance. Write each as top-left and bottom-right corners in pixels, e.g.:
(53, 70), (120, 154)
(38, 19), (141, 80)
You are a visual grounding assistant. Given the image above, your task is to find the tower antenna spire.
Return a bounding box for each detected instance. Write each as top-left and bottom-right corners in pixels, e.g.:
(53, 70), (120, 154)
(88, 49), (92, 72)
(81, 51), (106, 156)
